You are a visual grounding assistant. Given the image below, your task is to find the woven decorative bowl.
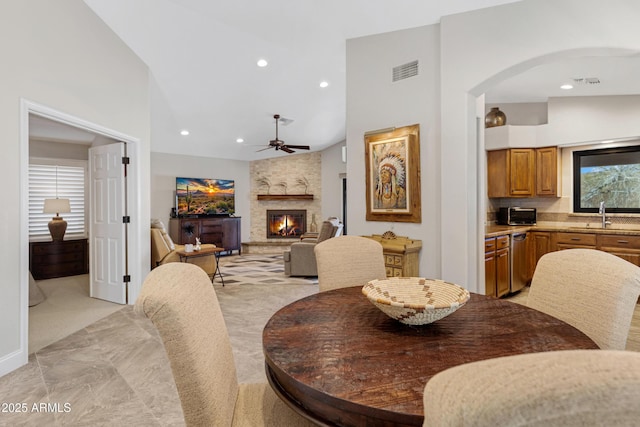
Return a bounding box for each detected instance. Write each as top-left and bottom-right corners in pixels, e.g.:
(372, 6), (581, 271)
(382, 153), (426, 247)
(362, 277), (470, 325)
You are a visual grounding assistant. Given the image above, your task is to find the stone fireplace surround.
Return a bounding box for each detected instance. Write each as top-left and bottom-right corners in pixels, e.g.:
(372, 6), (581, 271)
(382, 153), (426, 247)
(245, 152), (321, 254)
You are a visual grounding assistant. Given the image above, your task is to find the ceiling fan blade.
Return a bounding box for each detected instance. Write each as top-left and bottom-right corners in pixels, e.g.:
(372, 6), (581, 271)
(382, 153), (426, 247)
(280, 146), (295, 154)
(284, 145), (310, 150)
(256, 146), (274, 152)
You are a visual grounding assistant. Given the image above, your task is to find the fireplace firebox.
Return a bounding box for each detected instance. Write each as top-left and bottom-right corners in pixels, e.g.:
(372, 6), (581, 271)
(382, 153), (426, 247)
(267, 210), (306, 238)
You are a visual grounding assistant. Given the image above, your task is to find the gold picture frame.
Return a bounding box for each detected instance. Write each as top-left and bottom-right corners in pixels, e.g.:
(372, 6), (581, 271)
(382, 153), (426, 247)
(365, 124), (421, 223)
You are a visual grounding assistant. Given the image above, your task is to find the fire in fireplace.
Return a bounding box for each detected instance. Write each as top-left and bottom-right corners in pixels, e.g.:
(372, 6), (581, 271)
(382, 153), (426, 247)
(266, 210), (306, 238)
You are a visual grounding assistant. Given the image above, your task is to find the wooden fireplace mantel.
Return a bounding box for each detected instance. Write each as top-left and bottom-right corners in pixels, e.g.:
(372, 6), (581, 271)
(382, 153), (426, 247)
(257, 194), (314, 201)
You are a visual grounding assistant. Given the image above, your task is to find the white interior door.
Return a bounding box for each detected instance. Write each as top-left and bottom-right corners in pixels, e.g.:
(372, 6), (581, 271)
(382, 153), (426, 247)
(89, 143), (127, 304)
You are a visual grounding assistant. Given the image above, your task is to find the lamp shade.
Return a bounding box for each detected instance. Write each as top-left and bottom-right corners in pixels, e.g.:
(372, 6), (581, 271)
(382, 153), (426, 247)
(43, 198), (71, 215)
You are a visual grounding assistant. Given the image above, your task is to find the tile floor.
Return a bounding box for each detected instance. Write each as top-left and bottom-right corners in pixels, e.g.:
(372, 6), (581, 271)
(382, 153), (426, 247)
(0, 254), (638, 426)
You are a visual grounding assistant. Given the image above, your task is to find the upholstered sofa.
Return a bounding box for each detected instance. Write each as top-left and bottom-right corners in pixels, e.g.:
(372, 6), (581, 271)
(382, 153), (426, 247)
(283, 217), (343, 277)
(150, 220), (217, 277)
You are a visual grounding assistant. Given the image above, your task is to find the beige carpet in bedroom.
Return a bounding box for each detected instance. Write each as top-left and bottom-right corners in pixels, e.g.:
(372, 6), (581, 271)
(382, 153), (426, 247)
(28, 274), (123, 354)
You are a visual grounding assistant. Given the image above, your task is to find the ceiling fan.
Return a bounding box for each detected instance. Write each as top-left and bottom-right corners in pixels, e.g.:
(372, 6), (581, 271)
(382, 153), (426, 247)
(257, 114), (310, 154)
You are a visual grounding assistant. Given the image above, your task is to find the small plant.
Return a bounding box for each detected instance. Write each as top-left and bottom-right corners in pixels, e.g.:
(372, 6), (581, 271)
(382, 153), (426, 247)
(275, 181), (288, 195)
(256, 177), (272, 194)
(296, 176), (310, 194)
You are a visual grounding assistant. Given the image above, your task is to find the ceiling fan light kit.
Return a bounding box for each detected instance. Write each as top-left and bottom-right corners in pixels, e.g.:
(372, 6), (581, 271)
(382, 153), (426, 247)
(256, 114), (310, 154)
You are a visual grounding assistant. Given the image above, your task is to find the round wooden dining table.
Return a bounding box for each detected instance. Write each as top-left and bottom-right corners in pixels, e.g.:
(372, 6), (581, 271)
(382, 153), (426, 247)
(262, 286), (598, 427)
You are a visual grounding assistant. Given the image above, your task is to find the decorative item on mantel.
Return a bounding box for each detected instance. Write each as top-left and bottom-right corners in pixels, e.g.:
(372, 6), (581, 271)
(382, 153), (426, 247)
(256, 176), (272, 194)
(485, 107), (507, 128)
(296, 176), (310, 194)
(309, 214), (318, 233)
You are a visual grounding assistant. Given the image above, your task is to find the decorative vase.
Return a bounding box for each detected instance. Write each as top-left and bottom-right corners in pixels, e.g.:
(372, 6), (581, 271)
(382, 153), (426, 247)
(485, 107), (507, 128)
(309, 214), (318, 233)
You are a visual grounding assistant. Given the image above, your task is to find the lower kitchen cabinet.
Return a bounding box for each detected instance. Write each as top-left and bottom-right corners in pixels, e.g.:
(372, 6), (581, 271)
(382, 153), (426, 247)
(528, 231), (640, 275)
(597, 234), (640, 267)
(529, 231), (551, 279)
(554, 232), (596, 251)
(485, 235), (509, 298)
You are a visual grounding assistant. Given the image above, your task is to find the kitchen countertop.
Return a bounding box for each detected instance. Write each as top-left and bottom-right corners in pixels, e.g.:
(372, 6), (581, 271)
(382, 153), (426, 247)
(485, 224), (640, 238)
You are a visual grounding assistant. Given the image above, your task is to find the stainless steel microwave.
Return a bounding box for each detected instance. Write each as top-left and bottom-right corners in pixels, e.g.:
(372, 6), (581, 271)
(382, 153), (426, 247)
(497, 207), (536, 225)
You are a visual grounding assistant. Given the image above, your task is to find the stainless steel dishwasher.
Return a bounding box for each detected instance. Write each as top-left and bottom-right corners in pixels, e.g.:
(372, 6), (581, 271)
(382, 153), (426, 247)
(510, 232), (528, 293)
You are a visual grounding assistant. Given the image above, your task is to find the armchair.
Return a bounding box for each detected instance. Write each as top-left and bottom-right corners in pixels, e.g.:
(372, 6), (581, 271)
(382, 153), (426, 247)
(283, 217), (342, 277)
(150, 220), (217, 277)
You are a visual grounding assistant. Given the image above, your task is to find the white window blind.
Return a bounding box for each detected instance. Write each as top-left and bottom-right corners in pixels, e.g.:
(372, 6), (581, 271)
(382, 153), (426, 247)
(29, 162), (87, 240)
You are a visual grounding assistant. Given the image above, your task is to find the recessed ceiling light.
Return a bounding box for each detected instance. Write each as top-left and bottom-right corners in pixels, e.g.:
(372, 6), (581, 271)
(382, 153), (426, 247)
(319, 81), (329, 88)
(257, 59), (268, 67)
(236, 138), (244, 143)
(180, 129), (189, 136)
(560, 84), (573, 90)
(600, 140), (614, 144)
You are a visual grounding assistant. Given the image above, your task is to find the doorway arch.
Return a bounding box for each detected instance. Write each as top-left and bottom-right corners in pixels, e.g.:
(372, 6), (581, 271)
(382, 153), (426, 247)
(466, 48), (640, 295)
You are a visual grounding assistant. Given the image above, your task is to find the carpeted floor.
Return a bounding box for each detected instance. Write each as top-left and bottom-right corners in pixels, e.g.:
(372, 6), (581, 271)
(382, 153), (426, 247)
(29, 274), (124, 354)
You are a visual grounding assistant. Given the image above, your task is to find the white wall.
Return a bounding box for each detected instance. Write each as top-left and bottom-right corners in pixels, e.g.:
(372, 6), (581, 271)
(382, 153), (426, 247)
(346, 24), (441, 279)
(549, 95), (640, 144)
(0, 0), (150, 376)
(321, 141), (347, 221)
(347, 0), (640, 293)
(150, 152), (251, 237)
(438, 0), (640, 292)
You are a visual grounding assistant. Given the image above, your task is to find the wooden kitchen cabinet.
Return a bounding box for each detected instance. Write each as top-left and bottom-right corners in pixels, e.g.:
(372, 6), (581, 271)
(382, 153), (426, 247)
(487, 147), (560, 198)
(535, 147), (559, 196)
(170, 217), (241, 254)
(529, 231), (551, 280)
(485, 235), (509, 298)
(487, 148), (535, 198)
(597, 234), (640, 267)
(554, 232), (596, 251)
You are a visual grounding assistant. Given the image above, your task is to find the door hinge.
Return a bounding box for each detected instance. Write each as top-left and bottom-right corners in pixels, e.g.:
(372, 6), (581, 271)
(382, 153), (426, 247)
(122, 156), (130, 165)
(123, 275), (131, 283)
(123, 216), (131, 224)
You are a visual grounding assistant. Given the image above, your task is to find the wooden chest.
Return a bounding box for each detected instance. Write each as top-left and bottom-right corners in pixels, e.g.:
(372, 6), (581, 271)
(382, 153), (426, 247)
(364, 233), (422, 277)
(29, 238), (89, 280)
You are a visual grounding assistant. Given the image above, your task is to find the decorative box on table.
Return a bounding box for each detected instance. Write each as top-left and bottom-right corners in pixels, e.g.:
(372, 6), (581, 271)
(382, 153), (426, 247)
(364, 231), (422, 277)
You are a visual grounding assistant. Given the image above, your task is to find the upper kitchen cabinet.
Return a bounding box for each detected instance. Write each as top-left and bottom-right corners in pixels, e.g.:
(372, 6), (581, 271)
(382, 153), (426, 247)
(487, 147), (560, 198)
(535, 147), (559, 196)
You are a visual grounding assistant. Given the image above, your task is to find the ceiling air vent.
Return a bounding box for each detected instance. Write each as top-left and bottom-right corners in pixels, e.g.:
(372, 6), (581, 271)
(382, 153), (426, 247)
(573, 77), (601, 85)
(392, 60), (418, 82)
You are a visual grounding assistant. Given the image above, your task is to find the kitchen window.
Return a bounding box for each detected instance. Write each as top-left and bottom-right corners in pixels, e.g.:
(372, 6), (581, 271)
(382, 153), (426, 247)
(573, 145), (640, 213)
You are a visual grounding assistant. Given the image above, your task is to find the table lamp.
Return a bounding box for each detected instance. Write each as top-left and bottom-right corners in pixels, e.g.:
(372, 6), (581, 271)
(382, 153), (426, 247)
(43, 198), (71, 241)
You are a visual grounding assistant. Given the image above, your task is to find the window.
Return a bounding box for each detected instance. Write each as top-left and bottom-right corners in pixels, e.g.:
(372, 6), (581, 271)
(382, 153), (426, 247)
(573, 145), (640, 213)
(29, 160), (87, 240)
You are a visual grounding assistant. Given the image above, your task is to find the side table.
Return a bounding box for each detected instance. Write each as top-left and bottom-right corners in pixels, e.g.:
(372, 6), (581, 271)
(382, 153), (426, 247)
(175, 247), (225, 286)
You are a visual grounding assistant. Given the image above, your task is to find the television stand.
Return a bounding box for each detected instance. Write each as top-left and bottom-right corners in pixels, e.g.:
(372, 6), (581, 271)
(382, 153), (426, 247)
(169, 217), (241, 254)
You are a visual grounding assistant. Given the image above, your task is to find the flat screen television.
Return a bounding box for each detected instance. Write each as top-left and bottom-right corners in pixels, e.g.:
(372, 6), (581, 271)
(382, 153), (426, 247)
(176, 177), (235, 216)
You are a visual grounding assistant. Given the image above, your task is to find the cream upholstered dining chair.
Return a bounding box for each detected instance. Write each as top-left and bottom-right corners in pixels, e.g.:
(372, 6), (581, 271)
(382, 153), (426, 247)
(314, 235), (387, 292)
(422, 349), (640, 427)
(526, 248), (640, 350)
(135, 263), (313, 427)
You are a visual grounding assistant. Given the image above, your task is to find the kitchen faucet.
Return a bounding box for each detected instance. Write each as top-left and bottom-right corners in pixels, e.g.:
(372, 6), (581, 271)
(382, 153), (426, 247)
(599, 201), (612, 229)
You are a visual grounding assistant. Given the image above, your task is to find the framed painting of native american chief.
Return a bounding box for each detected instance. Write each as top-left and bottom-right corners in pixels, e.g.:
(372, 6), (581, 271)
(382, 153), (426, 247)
(365, 124), (421, 223)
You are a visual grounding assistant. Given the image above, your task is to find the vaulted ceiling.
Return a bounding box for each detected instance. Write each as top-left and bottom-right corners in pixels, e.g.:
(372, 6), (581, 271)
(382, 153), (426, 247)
(35, 1), (640, 159)
(81, 0), (520, 160)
